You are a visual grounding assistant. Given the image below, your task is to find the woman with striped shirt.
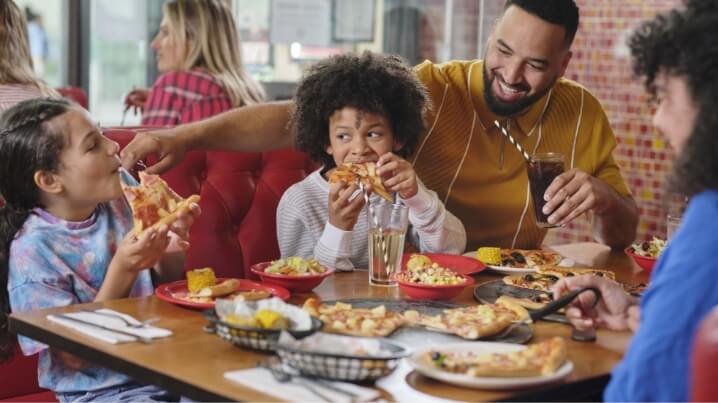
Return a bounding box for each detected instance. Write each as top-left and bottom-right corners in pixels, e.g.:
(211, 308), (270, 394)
(124, 0), (265, 126)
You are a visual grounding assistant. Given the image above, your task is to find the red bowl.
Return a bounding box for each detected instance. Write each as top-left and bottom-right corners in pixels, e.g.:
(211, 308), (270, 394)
(250, 261), (334, 293)
(625, 247), (657, 272)
(395, 272), (474, 300)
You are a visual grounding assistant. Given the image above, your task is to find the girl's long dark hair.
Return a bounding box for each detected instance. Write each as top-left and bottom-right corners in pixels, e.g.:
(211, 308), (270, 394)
(0, 98), (71, 361)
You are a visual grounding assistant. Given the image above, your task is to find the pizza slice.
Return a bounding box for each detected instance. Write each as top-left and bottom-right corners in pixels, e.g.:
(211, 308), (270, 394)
(499, 249), (564, 268)
(503, 273), (560, 292)
(121, 171), (200, 234)
(403, 300), (529, 340)
(328, 162), (393, 202)
(537, 266), (615, 281)
(427, 337), (567, 377)
(302, 298), (403, 337)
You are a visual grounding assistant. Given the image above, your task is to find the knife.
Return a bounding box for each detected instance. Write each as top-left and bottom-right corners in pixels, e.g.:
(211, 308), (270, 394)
(50, 314), (153, 344)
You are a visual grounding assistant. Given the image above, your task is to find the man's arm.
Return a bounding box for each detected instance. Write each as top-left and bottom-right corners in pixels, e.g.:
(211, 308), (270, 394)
(592, 190), (639, 249)
(120, 101), (295, 173)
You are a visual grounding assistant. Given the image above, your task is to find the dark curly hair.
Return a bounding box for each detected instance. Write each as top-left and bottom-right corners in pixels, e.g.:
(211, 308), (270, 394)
(629, 0), (718, 196)
(0, 97), (71, 362)
(291, 51), (428, 169)
(505, 0), (579, 47)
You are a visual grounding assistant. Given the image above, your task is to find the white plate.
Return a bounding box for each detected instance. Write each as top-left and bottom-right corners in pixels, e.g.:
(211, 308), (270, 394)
(408, 341), (574, 390)
(461, 252), (574, 275)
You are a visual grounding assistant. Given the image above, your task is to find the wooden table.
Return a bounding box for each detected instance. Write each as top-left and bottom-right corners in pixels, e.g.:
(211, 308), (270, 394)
(10, 244), (649, 401)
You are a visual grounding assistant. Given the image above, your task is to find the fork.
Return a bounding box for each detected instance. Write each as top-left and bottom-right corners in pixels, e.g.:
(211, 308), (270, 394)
(81, 309), (159, 329)
(259, 363), (334, 402)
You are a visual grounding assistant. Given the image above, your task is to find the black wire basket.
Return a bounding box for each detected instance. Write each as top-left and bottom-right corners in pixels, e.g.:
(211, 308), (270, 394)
(276, 338), (410, 382)
(203, 308), (323, 352)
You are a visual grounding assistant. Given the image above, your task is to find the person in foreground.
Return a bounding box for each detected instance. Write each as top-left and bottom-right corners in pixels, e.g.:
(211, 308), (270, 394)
(278, 52), (466, 271)
(124, 0), (264, 125)
(553, 1), (718, 400)
(119, 0), (638, 251)
(0, 98), (200, 401)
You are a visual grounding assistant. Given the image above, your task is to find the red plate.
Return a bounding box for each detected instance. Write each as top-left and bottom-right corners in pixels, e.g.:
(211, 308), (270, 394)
(400, 253), (486, 275)
(155, 278), (291, 309)
(625, 247), (657, 272)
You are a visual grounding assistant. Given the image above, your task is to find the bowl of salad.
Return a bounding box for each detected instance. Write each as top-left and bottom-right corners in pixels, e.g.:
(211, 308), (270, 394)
(394, 254), (474, 300)
(625, 237), (666, 272)
(251, 257), (334, 292)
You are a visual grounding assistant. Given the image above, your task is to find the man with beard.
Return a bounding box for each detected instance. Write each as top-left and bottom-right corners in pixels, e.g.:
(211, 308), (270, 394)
(120, 0), (638, 251)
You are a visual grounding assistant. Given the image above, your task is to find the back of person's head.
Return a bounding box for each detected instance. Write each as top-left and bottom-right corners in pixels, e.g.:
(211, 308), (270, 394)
(629, 0), (718, 196)
(163, 0), (265, 106)
(292, 51), (428, 169)
(504, 0), (579, 47)
(0, 0), (55, 96)
(0, 97), (72, 361)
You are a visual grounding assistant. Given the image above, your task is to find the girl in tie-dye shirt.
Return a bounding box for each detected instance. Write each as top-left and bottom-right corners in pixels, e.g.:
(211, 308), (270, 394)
(0, 98), (199, 402)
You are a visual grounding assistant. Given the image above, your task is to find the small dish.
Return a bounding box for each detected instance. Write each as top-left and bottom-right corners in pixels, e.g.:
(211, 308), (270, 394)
(625, 247), (657, 272)
(395, 272), (474, 300)
(251, 262), (334, 292)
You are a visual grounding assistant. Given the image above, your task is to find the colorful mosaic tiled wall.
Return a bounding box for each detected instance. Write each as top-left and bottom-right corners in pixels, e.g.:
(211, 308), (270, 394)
(544, 0), (682, 246)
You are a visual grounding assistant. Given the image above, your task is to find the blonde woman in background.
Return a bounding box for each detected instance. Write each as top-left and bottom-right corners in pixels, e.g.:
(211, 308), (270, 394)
(0, 0), (57, 113)
(124, 0), (265, 125)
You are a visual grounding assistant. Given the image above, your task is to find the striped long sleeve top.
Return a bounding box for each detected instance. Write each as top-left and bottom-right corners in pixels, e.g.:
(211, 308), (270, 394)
(276, 169), (467, 271)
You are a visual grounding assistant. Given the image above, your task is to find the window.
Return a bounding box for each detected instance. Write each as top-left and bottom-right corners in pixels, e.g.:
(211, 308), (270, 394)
(15, 0), (67, 87)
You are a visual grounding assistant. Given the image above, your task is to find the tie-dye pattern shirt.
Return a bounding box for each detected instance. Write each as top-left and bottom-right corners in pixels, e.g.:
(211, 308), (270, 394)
(7, 170), (154, 393)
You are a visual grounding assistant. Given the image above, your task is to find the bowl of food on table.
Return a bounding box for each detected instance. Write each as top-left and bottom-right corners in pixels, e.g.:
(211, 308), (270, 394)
(251, 257), (334, 292)
(395, 254), (474, 300)
(625, 237), (666, 272)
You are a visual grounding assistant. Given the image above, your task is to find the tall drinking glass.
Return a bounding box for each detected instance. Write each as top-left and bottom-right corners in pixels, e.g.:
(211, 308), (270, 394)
(527, 152), (566, 228)
(368, 200), (409, 287)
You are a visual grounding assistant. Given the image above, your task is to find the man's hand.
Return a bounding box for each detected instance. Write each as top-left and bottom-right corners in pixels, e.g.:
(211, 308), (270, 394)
(120, 130), (187, 175)
(552, 275), (638, 332)
(327, 180), (365, 231)
(542, 168), (613, 226)
(377, 153), (418, 199)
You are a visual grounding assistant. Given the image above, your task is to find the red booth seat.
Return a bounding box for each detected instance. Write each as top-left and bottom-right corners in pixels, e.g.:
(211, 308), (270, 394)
(56, 86), (88, 110)
(104, 127), (316, 277)
(691, 305), (718, 401)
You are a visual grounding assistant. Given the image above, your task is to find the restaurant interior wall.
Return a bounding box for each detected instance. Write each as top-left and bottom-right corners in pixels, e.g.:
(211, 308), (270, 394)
(544, 0), (682, 246)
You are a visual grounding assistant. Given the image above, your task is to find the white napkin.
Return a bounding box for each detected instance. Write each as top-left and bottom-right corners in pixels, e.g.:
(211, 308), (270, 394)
(224, 367), (380, 403)
(47, 309), (172, 344)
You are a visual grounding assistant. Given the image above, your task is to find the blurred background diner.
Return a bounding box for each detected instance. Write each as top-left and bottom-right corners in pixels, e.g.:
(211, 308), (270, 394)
(4, 0), (685, 247)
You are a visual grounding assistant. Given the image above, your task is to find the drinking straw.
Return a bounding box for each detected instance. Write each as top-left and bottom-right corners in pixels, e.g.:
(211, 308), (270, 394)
(493, 120), (532, 163)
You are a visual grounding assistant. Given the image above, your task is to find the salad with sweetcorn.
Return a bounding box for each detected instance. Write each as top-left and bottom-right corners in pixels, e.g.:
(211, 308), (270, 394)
(629, 237), (667, 258)
(265, 256), (326, 276)
(397, 254), (466, 285)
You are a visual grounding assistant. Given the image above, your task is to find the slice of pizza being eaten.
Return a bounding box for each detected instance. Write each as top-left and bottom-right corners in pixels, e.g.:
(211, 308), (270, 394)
(121, 171), (200, 235)
(328, 162), (393, 202)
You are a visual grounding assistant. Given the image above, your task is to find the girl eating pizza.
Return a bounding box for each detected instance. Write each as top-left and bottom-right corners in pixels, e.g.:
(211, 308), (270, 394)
(276, 51), (466, 271)
(0, 98), (200, 401)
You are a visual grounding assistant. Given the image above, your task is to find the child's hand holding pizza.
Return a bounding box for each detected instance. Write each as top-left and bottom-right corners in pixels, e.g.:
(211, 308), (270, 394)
(377, 152), (417, 199)
(327, 180), (365, 231)
(165, 202), (202, 253)
(115, 225), (172, 273)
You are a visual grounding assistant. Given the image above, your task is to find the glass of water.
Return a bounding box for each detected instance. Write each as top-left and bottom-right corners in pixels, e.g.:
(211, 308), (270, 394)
(367, 200), (409, 287)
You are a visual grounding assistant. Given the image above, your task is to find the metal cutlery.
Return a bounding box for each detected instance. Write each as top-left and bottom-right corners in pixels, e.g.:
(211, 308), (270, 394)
(52, 314), (153, 344)
(260, 363), (334, 402)
(80, 309), (159, 329)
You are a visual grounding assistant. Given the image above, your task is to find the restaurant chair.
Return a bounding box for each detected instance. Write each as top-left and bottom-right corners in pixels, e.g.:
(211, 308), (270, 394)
(691, 305), (718, 401)
(0, 340), (55, 402)
(56, 86), (88, 109)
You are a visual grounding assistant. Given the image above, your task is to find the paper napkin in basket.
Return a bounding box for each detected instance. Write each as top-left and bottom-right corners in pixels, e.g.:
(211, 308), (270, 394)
(224, 367), (380, 403)
(47, 309), (171, 344)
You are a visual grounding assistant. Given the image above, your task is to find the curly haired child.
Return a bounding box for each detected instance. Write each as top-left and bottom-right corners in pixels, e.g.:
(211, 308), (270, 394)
(277, 52), (466, 271)
(0, 98), (200, 401)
